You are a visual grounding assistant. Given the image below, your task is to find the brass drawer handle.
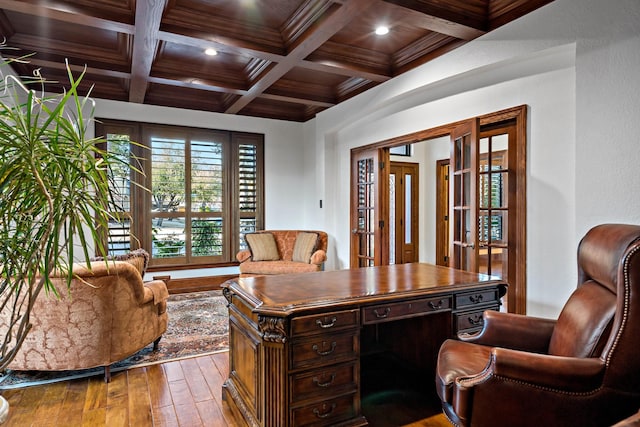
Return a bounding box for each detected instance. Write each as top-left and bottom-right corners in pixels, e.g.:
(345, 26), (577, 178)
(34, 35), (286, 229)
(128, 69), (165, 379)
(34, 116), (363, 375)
(468, 314), (483, 325)
(312, 341), (337, 356)
(312, 373), (336, 388)
(313, 403), (337, 419)
(469, 294), (484, 304)
(373, 307), (391, 318)
(315, 316), (337, 329)
(428, 299), (445, 310)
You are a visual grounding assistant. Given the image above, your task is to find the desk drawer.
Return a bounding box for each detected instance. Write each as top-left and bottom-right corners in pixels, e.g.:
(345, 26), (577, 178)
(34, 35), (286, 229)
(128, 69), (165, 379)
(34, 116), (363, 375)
(290, 393), (357, 426)
(291, 309), (359, 337)
(362, 296), (451, 325)
(455, 288), (500, 309)
(291, 332), (358, 370)
(455, 306), (499, 334)
(290, 361), (357, 404)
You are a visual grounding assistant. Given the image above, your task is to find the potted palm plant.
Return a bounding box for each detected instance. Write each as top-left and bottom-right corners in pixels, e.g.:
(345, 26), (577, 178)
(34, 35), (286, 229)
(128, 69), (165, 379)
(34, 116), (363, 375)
(0, 48), (124, 421)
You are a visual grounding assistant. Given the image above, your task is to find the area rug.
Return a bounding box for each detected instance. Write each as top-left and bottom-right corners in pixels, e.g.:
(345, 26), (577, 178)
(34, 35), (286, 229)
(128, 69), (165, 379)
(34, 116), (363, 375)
(0, 289), (229, 389)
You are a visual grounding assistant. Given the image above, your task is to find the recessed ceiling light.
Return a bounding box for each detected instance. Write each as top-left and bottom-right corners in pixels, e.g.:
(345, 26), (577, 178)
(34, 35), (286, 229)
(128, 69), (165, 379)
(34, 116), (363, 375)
(204, 48), (218, 56)
(375, 26), (389, 36)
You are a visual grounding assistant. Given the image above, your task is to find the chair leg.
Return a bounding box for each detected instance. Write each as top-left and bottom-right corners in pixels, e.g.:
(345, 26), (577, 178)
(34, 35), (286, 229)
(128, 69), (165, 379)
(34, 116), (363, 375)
(104, 365), (111, 383)
(153, 336), (162, 351)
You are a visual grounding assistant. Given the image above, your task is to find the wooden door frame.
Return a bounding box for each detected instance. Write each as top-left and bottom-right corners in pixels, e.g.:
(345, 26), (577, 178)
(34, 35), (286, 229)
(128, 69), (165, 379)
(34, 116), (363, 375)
(350, 105), (527, 314)
(435, 159), (449, 266)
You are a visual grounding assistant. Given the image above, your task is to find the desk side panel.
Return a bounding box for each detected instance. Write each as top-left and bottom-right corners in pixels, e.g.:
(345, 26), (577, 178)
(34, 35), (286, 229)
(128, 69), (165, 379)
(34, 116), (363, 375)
(225, 297), (262, 426)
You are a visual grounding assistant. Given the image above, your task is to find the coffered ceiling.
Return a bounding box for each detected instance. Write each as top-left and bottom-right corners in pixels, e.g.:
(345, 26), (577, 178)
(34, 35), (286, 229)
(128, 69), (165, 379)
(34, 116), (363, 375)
(0, 0), (554, 122)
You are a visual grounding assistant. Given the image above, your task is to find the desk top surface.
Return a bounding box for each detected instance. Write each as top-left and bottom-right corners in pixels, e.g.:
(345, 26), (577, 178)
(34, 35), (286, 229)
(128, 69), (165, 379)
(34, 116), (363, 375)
(223, 263), (506, 316)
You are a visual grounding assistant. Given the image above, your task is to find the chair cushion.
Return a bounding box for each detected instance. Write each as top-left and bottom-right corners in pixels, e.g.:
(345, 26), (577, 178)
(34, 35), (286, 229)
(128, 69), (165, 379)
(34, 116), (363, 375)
(292, 232), (319, 263)
(245, 233), (281, 261)
(436, 339), (493, 404)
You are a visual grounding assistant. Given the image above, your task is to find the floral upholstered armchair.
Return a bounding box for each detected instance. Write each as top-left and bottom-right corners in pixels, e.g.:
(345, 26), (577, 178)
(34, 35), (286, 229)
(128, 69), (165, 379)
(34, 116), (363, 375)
(0, 250), (168, 382)
(236, 230), (328, 277)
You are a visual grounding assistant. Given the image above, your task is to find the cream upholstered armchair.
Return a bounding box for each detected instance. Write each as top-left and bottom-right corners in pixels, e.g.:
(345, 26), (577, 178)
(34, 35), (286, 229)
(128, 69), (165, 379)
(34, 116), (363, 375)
(0, 256), (169, 382)
(236, 230), (328, 277)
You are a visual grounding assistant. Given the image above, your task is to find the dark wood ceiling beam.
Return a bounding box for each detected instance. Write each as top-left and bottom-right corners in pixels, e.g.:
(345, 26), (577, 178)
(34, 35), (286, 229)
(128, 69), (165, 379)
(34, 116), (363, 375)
(225, 0), (374, 115)
(259, 93), (335, 108)
(146, 76), (248, 95)
(0, 0), (134, 34)
(5, 56), (131, 80)
(381, 0), (487, 37)
(381, 1), (485, 40)
(7, 33), (129, 68)
(299, 59), (391, 83)
(393, 38), (467, 75)
(156, 30), (286, 64)
(488, 0), (555, 30)
(129, 0), (166, 103)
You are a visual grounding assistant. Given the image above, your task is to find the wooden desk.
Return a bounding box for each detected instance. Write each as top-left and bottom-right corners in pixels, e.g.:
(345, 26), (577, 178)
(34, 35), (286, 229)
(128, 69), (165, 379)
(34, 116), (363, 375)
(221, 263), (506, 427)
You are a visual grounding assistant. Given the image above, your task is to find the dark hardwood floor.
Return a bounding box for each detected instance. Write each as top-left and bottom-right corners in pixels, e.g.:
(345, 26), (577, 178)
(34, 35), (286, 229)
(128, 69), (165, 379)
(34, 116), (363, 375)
(1, 350), (450, 426)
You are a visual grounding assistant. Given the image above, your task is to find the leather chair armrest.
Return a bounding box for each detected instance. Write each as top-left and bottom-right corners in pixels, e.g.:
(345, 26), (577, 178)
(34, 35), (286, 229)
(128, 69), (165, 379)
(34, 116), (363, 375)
(461, 310), (556, 353)
(310, 249), (327, 265)
(459, 348), (605, 392)
(236, 249), (252, 263)
(453, 349), (606, 424)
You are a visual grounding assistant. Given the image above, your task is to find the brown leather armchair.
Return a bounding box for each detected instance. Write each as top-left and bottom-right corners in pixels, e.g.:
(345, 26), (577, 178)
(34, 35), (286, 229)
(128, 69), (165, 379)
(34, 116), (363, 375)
(436, 224), (640, 427)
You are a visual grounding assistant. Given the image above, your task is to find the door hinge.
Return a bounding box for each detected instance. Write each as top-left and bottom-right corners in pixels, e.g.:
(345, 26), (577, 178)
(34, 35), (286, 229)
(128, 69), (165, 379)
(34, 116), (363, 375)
(379, 161), (385, 170)
(444, 215), (448, 221)
(444, 256), (449, 263)
(445, 174), (449, 181)
(379, 220), (384, 229)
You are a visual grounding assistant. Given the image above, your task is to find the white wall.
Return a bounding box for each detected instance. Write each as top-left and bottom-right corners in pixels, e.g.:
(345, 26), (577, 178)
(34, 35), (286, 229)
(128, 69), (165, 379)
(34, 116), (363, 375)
(307, 0), (640, 318)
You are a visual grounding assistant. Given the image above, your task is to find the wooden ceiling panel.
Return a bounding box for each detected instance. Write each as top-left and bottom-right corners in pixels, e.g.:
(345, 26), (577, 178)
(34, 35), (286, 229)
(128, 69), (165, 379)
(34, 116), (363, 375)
(12, 62), (129, 101)
(0, 0), (555, 122)
(171, 0), (303, 29)
(329, 2), (435, 54)
(239, 96), (323, 122)
(264, 66), (347, 105)
(152, 41), (251, 91)
(145, 82), (236, 113)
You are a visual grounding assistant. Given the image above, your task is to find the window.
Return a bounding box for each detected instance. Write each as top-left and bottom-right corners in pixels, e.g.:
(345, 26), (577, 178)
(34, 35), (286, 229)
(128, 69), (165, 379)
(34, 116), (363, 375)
(96, 120), (264, 269)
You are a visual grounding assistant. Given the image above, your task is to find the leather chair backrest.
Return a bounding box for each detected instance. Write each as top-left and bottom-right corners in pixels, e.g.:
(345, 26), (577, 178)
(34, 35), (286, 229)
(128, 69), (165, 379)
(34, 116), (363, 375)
(549, 224), (640, 364)
(548, 280), (616, 357)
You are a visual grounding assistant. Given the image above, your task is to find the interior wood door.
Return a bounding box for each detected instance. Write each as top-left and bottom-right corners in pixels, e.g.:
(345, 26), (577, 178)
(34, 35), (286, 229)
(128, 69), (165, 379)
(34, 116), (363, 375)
(390, 162), (419, 264)
(450, 119), (480, 272)
(351, 148), (388, 268)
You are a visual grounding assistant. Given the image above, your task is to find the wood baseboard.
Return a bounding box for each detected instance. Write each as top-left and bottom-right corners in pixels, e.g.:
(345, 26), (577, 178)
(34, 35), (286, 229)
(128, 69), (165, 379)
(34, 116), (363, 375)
(153, 274), (238, 294)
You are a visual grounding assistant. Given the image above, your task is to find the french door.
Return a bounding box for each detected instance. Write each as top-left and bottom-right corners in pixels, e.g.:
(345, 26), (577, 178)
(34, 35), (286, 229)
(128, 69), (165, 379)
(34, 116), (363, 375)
(450, 119), (480, 271)
(448, 117), (522, 313)
(350, 148), (388, 268)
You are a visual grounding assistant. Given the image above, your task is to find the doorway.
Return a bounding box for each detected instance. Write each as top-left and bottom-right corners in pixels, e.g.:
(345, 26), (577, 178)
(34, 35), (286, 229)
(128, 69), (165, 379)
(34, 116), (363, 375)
(350, 105), (527, 314)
